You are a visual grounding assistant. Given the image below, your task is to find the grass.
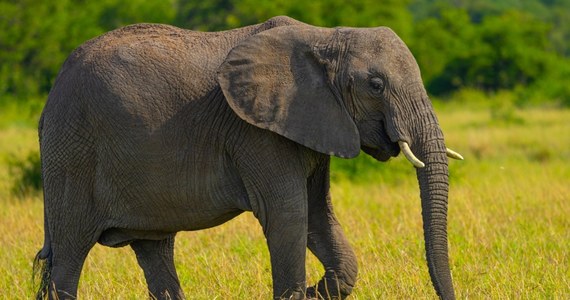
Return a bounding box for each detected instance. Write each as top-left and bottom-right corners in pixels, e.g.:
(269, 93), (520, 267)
(0, 103), (569, 299)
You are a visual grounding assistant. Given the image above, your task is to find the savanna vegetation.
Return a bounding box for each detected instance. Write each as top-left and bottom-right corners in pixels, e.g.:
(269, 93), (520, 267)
(1, 105), (568, 298)
(1, 0), (569, 298)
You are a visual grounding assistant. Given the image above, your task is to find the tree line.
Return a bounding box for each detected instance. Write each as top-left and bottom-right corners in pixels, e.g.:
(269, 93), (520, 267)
(1, 0), (569, 108)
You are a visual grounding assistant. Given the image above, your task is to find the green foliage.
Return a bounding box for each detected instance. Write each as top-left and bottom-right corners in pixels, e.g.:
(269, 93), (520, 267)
(175, 0), (414, 40)
(331, 154), (415, 186)
(413, 8), (560, 95)
(0, 0), (176, 102)
(522, 55), (570, 107)
(174, 0), (233, 31)
(409, 0), (570, 105)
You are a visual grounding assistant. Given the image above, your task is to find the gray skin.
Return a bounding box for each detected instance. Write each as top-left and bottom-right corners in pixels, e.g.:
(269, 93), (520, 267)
(33, 16), (456, 300)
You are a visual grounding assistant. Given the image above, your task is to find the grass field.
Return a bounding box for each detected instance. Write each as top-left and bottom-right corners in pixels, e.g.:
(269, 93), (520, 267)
(0, 104), (569, 299)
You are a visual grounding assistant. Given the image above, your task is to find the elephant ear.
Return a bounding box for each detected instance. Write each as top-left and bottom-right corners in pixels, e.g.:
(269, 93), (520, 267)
(217, 25), (360, 158)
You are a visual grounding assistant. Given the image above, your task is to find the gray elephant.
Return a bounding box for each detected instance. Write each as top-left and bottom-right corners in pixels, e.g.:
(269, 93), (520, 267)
(33, 16), (463, 300)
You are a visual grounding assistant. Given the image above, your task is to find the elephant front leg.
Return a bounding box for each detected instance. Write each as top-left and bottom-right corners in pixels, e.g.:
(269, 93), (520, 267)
(255, 193), (309, 299)
(306, 163), (358, 299)
(306, 212), (358, 299)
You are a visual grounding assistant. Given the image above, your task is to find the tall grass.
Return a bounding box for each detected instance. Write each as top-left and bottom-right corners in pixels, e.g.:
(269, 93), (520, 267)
(0, 105), (568, 299)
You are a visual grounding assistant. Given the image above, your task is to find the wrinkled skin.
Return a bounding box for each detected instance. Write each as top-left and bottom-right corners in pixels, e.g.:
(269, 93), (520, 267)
(34, 16), (456, 300)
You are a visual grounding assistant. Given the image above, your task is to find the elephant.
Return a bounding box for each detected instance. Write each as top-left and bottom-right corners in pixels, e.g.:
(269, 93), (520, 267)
(33, 16), (463, 300)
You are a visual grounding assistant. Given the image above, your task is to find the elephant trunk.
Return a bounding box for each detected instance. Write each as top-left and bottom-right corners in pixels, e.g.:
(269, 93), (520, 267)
(412, 125), (455, 300)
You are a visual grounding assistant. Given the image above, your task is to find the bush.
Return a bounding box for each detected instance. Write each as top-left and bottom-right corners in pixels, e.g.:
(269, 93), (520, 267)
(8, 151), (42, 196)
(331, 153), (415, 186)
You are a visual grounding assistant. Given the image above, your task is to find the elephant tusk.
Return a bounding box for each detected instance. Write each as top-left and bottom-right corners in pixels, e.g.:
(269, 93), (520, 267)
(446, 148), (464, 160)
(398, 141), (425, 168)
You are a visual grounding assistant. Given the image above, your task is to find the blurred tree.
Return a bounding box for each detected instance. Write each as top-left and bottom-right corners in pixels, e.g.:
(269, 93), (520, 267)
(174, 0), (233, 31)
(175, 0), (414, 41)
(548, 1), (570, 56)
(0, 0), (569, 108)
(410, 8), (476, 89)
(98, 0), (176, 30)
(476, 11), (551, 90)
(411, 0), (570, 57)
(0, 0), (175, 103)
(413, 7), (557, 95)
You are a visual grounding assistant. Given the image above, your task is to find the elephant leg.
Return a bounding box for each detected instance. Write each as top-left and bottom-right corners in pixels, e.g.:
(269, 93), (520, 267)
(44, 177), (99, 299)
(247, 178), (308, 299)
(130, 235), (185, 300)
(306, 208), (358, 299)
(48, 239), (95, 299)
(233, 130), (313, 299)
(260, 203), (308, 300)
(306, 162), (358, 299)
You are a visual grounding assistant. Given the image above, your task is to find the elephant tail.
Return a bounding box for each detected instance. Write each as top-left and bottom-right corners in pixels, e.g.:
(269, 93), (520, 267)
(34, 113), (52, 299)
(33, 246), (52, 300)
(33, 209), (52, 299)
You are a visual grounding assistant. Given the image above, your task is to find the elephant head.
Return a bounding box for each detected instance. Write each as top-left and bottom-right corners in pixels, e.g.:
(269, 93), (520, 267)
(218, 24), (461, 299)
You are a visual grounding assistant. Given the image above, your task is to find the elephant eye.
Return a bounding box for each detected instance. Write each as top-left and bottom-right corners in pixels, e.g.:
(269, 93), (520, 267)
(369, 77), (385, 93)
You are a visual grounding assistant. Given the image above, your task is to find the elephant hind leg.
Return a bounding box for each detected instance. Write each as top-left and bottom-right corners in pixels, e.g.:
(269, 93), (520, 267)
(130, 235), (185, 300)
(40, 168), (101, 299)
(48, 240), (95, 300)
(47, 209), (99, 298)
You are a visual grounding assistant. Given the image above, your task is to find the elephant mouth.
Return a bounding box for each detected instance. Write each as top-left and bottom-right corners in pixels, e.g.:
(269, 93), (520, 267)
(362, 142), (400, 162)
(361, 121), (400, 161)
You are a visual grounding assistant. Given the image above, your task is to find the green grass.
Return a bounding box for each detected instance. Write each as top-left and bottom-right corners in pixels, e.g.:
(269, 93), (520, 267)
(1, 105), (569, 299)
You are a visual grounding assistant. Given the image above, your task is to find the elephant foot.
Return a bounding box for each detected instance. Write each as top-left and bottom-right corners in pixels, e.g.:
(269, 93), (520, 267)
(306, 281), (350, 300)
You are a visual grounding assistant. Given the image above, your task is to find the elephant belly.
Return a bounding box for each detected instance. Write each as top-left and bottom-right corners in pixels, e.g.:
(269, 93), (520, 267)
(98, 209), (243, 248)
(94, 146), (253, 237)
